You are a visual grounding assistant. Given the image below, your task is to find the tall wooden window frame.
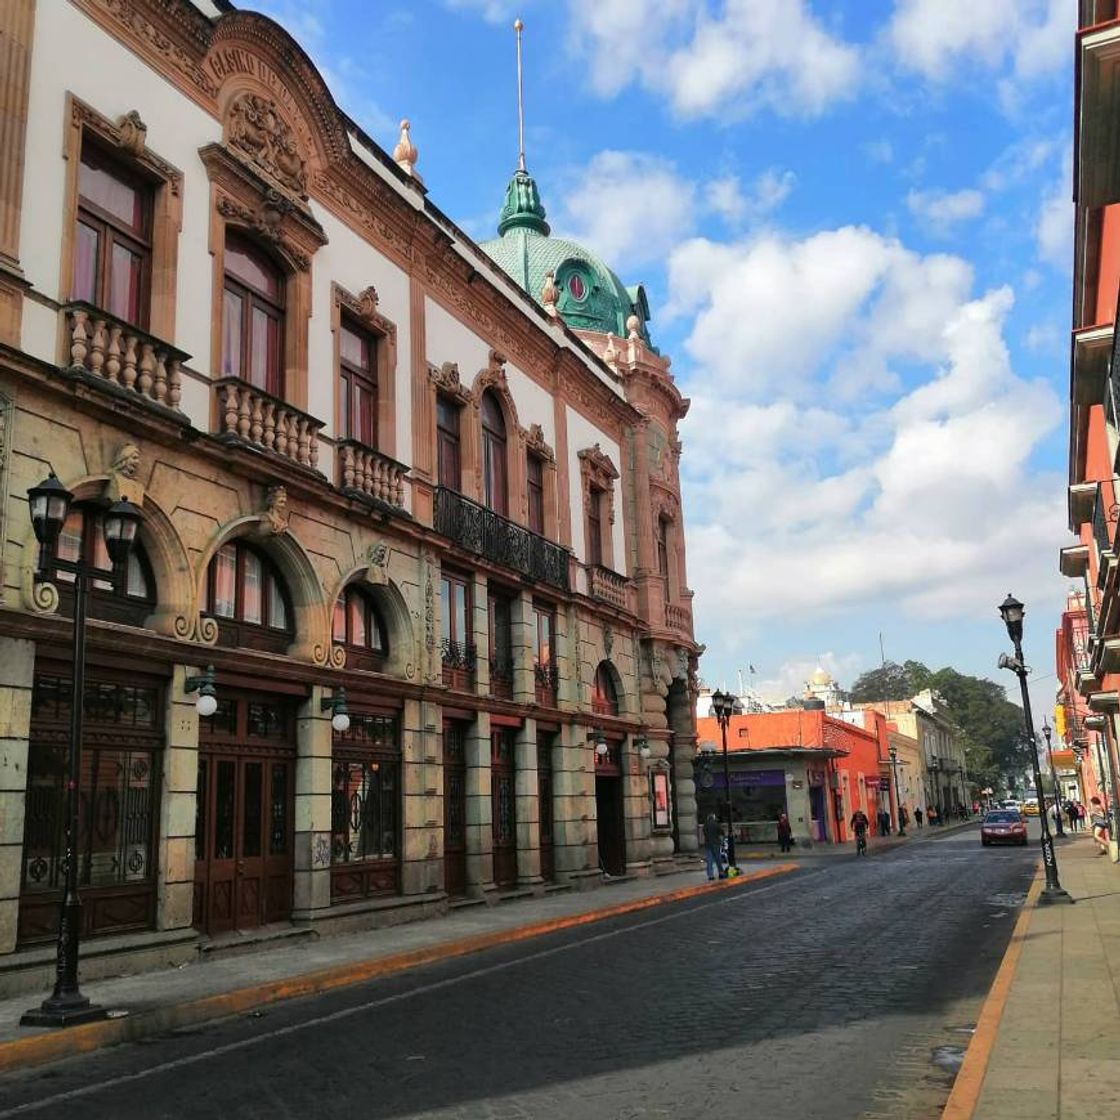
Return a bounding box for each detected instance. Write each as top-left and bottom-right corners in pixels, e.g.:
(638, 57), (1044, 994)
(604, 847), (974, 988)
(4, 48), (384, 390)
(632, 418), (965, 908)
(531, 602), (558, 705)
(587, 486), (605, 568)
(527, 453), (545, 535)
(592, 662), (620, 717)
(480, 390), (509, 516)
(488, 587), (515, 700)
(338, 316), (377, 447)
(222, 233), (285, 398)
(437, 395), (463, 492)
(656, 515), (671, 597)
(72, 141), (153, 330)
(332, 284), (399, 458)
(440, 570), (475, 688)
(578, 445), (620, 572)
(61, 96), (184, 346)
(332, 585), (389, 670)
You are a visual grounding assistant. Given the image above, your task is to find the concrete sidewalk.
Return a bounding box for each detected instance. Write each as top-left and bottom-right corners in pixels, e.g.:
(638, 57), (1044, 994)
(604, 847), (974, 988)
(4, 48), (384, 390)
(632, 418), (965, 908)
(0, 861), (796, 1072)
(944, 833), (1120, 1119)
(735, 816), (978, 860)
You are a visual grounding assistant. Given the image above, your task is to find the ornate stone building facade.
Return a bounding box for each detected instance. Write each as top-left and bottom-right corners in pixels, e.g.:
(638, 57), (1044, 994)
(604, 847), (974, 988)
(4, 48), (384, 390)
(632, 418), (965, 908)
(0, 0), (700, 983)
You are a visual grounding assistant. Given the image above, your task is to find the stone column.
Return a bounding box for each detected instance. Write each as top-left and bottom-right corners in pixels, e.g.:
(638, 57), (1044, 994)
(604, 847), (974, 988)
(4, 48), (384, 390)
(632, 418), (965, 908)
(515, 717), (542, 886)
(292, 685), (332, 922)
(622, 737), (652, 874)
(401, 697), (442, 895)
(667, 680), (698, 853)
(0, 635), (33, 953)
(471, 573), (490, 695)
(785, 763), (814, 846)
(156, 664), (200, 932)
(555, 603), (578, 712)
(552, 721), (596, 879)
(464, 710), (494, 895)
(511, 591), (534, 704)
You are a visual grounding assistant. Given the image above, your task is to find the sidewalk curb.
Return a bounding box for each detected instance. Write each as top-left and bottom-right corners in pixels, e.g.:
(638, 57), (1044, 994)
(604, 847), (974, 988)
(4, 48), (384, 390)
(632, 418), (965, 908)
(940, 864), (1044, 1120)
(0, 863), (796, 1074)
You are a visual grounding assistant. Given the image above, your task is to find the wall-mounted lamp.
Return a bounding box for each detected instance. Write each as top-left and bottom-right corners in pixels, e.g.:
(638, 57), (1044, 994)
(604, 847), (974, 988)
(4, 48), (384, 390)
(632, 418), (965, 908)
(635, 736), (652, 760)
(588, 729), (608, 756)
(322, 687), (351, 733)
(184, 666), (218, 718)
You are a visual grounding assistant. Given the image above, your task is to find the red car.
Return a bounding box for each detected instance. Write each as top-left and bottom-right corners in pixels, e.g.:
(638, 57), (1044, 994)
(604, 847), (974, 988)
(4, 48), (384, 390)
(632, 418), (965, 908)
(981, 809), (1028, 846)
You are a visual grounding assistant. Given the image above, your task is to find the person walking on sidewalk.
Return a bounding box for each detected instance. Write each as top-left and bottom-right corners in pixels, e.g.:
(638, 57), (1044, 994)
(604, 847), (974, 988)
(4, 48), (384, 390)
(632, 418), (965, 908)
(1089, 796), (1112, 855)
(703, 813), (725, 880)
(1066, 800), (1080, 833)
(914, 807), (924, 829)
(776, 811), (793, 853)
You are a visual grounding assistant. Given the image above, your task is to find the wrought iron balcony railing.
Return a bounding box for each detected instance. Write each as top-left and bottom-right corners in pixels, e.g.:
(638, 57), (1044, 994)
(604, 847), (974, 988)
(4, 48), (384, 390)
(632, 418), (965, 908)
(63, 302), (187, 411)
(441, 639), (477, 671)
(213, 377), (323, 471)
(489, 650), (515, 699)
(434, 487), (569, 591)
(1093, 482), (1117, 589)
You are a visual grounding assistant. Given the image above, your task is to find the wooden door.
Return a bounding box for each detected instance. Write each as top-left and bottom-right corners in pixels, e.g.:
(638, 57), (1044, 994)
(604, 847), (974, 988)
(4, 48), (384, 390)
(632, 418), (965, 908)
(443, 721), (467, 897)
(194, 753), (292, 935)
(537, 733), (554, 882)
(491, 728), (517, 888)
(595, 775), (626, 876)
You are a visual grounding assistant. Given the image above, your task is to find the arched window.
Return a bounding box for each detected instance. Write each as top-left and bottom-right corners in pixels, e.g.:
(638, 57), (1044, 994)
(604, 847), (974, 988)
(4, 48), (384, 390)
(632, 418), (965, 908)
(203, 540), (292, 650)
(656, 516), (671, 595)
(592, 662), (620, 717)
(222, 234), (285, 396)
(333, 586), (388, 659)
(55, 504), (155, 624)
(480, 390), (508, 516)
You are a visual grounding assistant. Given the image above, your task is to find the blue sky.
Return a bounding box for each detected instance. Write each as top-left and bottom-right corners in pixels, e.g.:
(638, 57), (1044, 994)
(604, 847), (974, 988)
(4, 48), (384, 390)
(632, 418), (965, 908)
(246, 0), (1074, 716)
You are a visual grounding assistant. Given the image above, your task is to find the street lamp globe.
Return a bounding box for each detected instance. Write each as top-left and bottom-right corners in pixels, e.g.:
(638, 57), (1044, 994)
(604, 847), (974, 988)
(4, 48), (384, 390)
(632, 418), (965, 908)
(709, 689), (734, 722)
(196, 691), (218, 719)
(998, 593), (1025, 644)
(27, 472), (73, 552)
(102, 498), (143, 567)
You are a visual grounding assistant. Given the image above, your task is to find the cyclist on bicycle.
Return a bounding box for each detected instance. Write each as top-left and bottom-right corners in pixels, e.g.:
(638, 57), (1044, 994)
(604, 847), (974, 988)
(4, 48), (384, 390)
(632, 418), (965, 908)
(850, 809), (870, 855)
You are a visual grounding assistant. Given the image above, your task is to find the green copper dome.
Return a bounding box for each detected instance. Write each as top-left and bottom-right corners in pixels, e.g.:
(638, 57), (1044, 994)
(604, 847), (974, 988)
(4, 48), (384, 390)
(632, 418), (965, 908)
(480, 169), (653, 345)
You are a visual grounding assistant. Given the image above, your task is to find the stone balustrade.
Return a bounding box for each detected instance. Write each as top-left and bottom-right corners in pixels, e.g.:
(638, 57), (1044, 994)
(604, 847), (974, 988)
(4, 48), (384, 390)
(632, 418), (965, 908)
(665, 602), (692, 633)
(337, 439), (408, 510)
(213, 377), (323, 471)
(64, 302), (186, 410)
(588, 564), (631, 611)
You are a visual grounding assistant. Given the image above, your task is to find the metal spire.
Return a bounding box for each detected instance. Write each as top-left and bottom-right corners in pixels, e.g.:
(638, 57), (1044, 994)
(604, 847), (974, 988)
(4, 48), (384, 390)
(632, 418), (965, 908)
(515, 18), (526, 172)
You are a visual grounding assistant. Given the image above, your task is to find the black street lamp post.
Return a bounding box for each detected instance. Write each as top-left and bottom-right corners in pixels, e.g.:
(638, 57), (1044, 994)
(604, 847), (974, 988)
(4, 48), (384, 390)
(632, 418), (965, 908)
(997, 594), (1072, 905)
(1041, 719), (1065, 838)
(709, 690), (739, 872)
(20, 473), (143, 1027)
(889, 743), (906, 836)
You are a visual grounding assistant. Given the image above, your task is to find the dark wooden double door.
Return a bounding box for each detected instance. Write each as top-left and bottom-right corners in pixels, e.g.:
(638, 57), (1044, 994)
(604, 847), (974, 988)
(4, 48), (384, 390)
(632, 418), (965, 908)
(194, 696), (295, 936)
(194, 753), (293, 935)
(491, 728), (517, 888)
(443, 721), (468, 897)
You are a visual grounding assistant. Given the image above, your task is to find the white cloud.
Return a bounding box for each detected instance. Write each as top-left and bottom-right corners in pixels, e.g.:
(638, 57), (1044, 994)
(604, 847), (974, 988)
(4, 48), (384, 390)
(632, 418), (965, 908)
(556, 151), (697, 270)
(1036, 148), (1073, 271)
(674, 225), (1063, 655)
(862, 139), (894, 165)
(906, 187), (985, 235)
(704, 168), (795, 227)
(567, 0), (861, 119)
(444, 0), (524, 21)
(888, 0), (1069, 93)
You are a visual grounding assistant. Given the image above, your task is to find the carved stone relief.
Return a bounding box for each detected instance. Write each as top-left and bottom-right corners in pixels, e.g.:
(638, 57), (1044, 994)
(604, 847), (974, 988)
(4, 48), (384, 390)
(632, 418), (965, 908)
(227, 91), (308, 198)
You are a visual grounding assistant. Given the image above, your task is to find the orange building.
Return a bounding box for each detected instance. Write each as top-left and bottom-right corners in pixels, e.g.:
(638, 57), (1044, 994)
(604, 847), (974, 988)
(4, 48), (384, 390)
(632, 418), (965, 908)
(694, 709), (893, 848)
(1054, 589), (1106, 807)
(1061, 0), (1120, 845)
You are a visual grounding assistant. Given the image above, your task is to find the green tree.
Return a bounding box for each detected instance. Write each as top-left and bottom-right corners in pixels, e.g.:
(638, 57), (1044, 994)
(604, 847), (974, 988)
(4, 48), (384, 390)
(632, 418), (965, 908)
(849, 660), (929, 702)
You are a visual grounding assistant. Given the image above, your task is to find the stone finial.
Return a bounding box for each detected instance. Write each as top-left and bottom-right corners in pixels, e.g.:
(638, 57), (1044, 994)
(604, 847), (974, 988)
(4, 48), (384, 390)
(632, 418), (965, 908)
(603, 335), (619, 369)
(541, 270), (560, 318)
(626, 313), (641, 339)
(393, 119), (420, 180)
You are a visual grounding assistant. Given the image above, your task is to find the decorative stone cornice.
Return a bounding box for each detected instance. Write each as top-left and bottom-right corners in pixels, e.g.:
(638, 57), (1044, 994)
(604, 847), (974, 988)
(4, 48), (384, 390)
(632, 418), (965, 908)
(70, 95), (183, 195)
(226, 90), (308, 199)
(578, 444), (619, 525)
(523, 423), (554, 463)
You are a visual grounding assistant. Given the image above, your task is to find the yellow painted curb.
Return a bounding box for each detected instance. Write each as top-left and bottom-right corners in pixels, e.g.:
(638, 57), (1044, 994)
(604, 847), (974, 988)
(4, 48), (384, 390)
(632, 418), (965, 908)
(940, 866), (1044, 1120)
(0, 863), (796, 1073)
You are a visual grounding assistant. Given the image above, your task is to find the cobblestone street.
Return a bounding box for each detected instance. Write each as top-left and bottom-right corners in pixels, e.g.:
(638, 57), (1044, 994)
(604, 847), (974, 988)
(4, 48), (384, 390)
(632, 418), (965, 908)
(0, 827), (1036, 1120)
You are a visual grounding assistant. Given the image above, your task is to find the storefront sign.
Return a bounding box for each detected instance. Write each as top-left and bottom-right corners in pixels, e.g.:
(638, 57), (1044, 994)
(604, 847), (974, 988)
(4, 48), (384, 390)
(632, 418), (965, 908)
(708, 768), (786, 790)
(651, 771), (671, 830)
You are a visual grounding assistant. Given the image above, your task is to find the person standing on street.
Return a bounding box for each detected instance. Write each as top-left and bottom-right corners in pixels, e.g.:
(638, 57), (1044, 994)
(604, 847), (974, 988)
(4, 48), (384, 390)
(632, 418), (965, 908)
(776, 811), (793, 854)
(914, 807), (924, 829)
(1089, 797), (1112, 855)
(703, 813), (724, 880)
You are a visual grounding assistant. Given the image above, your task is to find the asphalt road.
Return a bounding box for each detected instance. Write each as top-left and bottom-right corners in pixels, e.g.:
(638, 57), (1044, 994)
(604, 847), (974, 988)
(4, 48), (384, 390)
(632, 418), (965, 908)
(0, 824), (1038, 1120)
